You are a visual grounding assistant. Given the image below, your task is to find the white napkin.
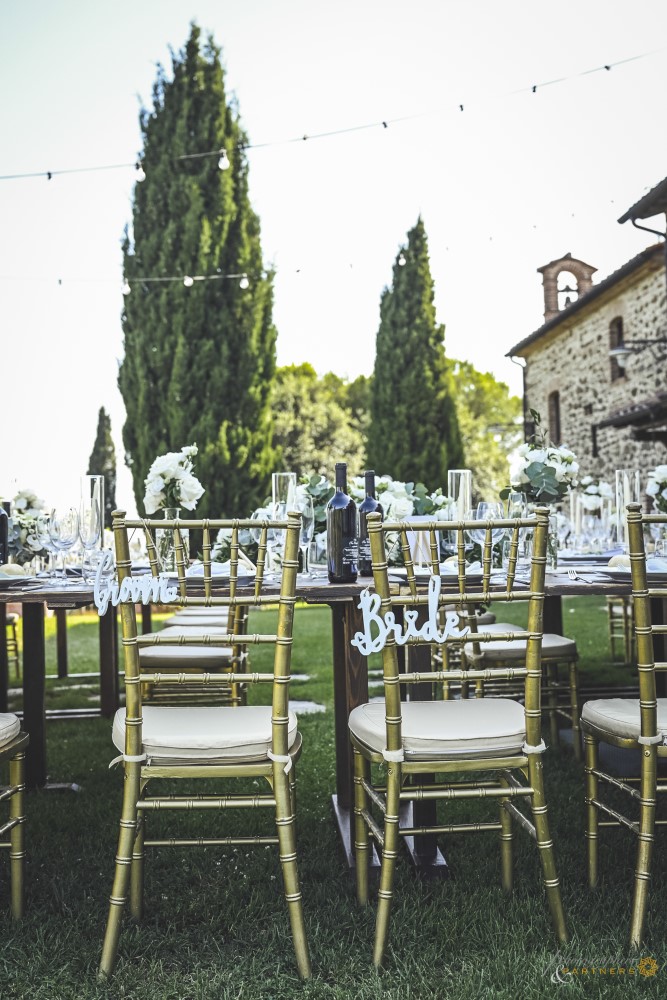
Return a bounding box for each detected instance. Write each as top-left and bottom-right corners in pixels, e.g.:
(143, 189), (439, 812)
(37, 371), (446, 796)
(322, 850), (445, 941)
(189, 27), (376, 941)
(647, 557), (667, 573)
(440, 560), (482, 575)
(186, 561), (254, 578)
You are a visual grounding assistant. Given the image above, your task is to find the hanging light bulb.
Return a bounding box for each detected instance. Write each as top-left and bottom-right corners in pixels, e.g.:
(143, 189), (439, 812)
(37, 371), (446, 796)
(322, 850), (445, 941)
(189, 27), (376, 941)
(218, 148), (230, 171)
(397, 253), (406, 266)
(135, 162), (146, 182)
(239, 273), (250, 290)
(122, 281), (131, 296)
(183, 275), (194, 287)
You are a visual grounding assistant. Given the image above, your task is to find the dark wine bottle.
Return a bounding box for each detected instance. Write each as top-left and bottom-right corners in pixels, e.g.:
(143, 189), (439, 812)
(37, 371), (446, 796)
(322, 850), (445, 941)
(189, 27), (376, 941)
(358, 470), (383, 577)
(326, 462), (358, 583)
(0, 502), (9, 566)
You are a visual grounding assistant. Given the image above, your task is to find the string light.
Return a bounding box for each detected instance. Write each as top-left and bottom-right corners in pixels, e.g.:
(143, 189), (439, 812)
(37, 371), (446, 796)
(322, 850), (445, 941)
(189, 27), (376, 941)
(239, 273), (249, 289)
(0, 48), (661, 183)
(122, 281), (131, 295)
(183, 275), (194, 287)
(397, 253), (406, 267)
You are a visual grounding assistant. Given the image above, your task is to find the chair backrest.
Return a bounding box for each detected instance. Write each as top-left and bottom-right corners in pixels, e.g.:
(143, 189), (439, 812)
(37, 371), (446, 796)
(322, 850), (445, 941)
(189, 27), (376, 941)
(363, 508), (550, 756)
(111, 510), (301, 763)
(627, 503), (667, 740)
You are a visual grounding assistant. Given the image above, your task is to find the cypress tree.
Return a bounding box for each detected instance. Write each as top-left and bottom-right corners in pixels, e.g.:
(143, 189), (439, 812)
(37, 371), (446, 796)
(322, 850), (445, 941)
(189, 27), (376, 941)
(119, 23), (277, 517)
(366, 218), (463, 486)
(87, 407), (117, 528)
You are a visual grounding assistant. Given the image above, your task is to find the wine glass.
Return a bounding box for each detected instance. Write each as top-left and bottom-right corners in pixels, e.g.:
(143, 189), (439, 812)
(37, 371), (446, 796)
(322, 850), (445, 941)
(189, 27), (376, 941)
(250, 507), (278, 581)
(467, 502), (506, 567)
(294, 494), (315, 576)
(49, 507), (80, 583)
(79, 498), (102, 583)
(34, 514), (60, 585)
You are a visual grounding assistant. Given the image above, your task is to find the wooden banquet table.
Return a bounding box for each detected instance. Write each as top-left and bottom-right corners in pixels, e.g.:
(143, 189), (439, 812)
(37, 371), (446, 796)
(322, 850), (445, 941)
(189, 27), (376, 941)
(2, 570), (666, 867)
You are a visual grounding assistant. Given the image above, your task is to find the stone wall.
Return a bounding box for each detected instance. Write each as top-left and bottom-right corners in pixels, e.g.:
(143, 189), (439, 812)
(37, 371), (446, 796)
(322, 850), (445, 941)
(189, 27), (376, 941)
(522, 254), (666, 487)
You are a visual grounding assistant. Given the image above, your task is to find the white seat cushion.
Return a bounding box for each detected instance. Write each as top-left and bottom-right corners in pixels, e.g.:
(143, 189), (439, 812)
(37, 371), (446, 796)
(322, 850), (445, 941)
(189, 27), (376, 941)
(464, 632), (577, 661)
(0, 713), (21, 748)
(581, 698), (667, 742)
(165, 613), (230, 628)
(139, 628), (235, 666)
(112, 705), (298, 763)
(349, 699), (526, 760)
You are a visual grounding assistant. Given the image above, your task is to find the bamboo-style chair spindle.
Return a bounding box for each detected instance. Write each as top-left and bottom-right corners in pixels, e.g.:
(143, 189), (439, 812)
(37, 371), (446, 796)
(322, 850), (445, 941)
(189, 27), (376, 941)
(99, 510), (310, 980)
(0, 713), (28, 919)
(349, 508), (567, 967)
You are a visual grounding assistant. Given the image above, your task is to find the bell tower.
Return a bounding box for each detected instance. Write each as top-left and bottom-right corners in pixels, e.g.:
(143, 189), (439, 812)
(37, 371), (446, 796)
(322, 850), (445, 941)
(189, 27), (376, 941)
(537, 253), (597, 322)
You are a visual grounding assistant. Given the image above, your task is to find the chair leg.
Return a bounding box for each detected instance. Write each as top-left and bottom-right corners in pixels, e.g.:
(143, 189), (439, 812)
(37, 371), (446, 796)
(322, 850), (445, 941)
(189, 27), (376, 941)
(528, 756), (568, 944)
(568, 660), (581, 761)
(273, 766), (311, 980)
(545, 662), (560, 747)
(99, 764), (142, 979)
(9, 750), (26, 920)
(498, 775), (513, 893)
(584, 733), (599, 888)
(353, 748), (371, 905)
(130, 815), (145, 921)
(629, 745), (657, 947)
(373, 761), (402, 968)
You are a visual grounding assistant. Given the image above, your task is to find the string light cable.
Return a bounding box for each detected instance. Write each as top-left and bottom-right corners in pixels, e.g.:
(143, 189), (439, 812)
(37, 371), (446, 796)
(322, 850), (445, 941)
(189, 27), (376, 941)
(0, 47), (663, 183)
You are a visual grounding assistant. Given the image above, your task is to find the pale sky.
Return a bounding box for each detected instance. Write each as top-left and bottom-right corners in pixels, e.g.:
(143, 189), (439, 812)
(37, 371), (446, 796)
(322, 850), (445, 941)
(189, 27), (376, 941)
(1, 0), (666, 512)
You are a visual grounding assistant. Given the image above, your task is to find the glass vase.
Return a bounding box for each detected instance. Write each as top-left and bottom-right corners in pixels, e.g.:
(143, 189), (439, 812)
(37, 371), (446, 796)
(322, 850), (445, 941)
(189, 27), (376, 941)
(155, 507), (189, 574)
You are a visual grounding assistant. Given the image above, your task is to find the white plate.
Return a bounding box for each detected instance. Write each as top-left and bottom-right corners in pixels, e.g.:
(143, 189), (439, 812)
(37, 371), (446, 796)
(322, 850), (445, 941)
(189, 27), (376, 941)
(0, 574), (36, 588)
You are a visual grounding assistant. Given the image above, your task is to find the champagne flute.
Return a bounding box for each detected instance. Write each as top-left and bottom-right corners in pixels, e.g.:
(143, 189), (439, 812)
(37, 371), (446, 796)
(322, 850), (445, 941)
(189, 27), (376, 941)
(49, 507), (80, 584)
(294, 494), (315, 576)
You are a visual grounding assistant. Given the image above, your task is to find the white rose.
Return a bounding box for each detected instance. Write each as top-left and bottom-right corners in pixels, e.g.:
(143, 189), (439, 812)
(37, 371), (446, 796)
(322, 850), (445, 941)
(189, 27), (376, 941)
(580, 494), (602, 511)
(653, 465), (667, 479)
(527, 448), (547, 464)
(385, 495), (413, 519)
(144, 493), (163, 515)
(599, 483), (614, 500)
(13, 497), (27, 510)
(386, 481), (409, 500)
(584, 484), (599, 495)
(178, 474), (205, 510)
(181, 444), (198, 458)
(580, 475), (593, 487)
(145, 475), (165, 495)
(646, 480), (660, 496)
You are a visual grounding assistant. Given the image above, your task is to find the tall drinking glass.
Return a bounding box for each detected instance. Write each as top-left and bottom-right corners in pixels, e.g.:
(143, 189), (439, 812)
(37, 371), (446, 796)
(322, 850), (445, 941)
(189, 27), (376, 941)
(81, 476), (105, 550)
(294, 494), (315, 576)
(49, 507), (80, 583)
(447, 470), (472, 521)
(272, 472), (297, 512)
(615, 469), (641, 553)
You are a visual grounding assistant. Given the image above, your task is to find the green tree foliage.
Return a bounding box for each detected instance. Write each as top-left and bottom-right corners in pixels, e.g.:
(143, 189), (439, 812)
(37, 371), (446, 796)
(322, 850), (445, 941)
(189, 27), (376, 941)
(87, 407), (117, 528)
(367, 218), (463, 485)
(271, 364), (366, 479)
(449, 360), (522, 503)
(118, 24), (277, 516)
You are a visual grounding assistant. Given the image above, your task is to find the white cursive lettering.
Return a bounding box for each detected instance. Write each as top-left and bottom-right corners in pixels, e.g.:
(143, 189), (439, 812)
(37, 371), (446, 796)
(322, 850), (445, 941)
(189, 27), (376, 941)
(350, 576), (470, 655)
(94, 551), (179, 616)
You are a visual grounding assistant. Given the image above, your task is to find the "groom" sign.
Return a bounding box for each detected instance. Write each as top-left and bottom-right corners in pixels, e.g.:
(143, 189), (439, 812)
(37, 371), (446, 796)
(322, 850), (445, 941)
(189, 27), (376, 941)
(94, 551), (179, 616)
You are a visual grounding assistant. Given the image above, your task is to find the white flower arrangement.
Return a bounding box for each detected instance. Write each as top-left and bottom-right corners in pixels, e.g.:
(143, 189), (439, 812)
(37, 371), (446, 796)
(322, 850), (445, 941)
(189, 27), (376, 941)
(503, 411), (578, 505)
(143, 444), (205, 515)
(646, 464), (667, 515)
(8, 488), (47, 564)
(578, 475), (614, 513)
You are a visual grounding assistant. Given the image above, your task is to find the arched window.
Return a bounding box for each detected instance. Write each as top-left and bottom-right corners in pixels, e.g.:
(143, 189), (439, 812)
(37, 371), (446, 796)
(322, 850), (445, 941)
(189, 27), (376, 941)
(548, 390), (561, 445)
(609, 317), (624, 382)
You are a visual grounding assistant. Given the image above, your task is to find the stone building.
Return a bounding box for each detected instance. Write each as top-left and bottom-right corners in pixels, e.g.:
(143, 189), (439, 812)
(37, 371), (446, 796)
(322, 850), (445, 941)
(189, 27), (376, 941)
(507, 175), (667, 485)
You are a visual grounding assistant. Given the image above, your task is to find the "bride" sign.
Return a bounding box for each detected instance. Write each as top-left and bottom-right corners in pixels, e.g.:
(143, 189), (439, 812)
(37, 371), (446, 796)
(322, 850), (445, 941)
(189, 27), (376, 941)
(350, 575), (470, 656)
(94, 551), (179, 616)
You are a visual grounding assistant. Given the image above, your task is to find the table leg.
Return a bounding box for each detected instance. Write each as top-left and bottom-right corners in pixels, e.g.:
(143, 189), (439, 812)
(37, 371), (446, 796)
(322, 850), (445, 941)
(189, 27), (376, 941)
(99, 605), (118, 718)
(544, 595), (563, 635)
(141, 604), (152, 634)
(22, 602), (46, 789)
(330, 601), (375, 866)
(55, 608), (68, 678)
(0, 603), (8, 713)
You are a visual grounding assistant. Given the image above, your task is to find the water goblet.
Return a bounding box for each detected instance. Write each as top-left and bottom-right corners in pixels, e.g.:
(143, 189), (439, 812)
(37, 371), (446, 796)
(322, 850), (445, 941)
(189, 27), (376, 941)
(49, 507), (80, 584)
(34, 514), (60, 585)
(467, 502), (506, 568)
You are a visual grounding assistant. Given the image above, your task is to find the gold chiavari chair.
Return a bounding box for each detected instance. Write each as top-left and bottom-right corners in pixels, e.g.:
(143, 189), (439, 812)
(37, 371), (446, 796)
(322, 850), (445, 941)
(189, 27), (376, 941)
(350, 508), (568, 967)
(581, 504), (667, 946)
(606, 595), (635, 666)
(99, 510), (310, 980)
(5, 613), (20, 679)
(0, 713), (28, 918)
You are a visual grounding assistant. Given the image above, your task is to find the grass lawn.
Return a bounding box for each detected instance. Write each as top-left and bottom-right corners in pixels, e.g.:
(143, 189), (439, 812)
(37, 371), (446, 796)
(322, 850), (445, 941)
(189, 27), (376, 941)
(1, 599), (665, 998)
